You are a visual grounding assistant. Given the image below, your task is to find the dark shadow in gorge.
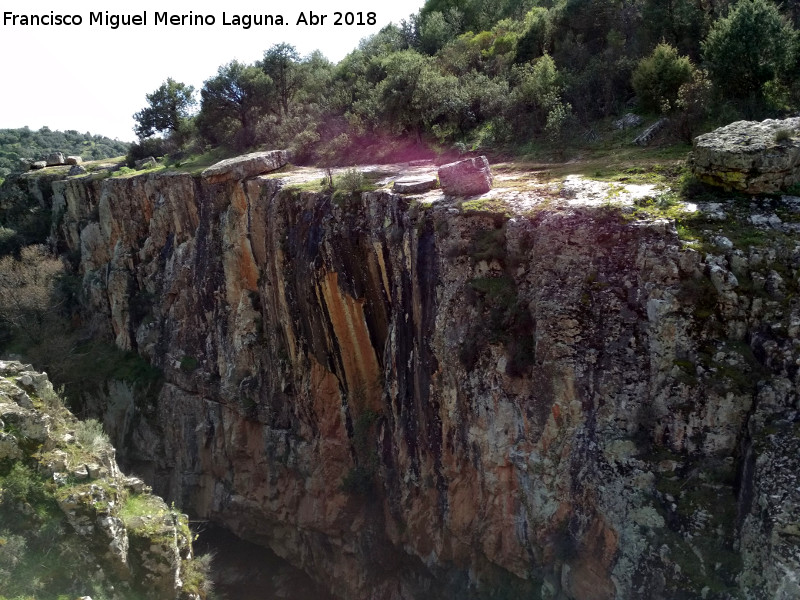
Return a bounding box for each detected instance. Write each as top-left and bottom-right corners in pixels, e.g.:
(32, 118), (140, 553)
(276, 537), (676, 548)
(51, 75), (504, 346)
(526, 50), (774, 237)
(193, 522), (336, 600)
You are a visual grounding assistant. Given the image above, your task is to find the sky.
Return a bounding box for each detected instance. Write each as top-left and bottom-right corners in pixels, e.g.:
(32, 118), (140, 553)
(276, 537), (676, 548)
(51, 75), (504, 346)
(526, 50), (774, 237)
(1, 0), (425, 141)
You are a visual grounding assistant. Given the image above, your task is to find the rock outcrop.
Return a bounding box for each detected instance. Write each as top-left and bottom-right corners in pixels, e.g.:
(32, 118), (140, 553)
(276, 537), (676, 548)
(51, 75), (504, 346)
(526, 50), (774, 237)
(12, 158), (800, 600)
(633, 117), (668, 146)
(392, 175), (438, 194)
(0, 360), (206, 600)
(692, 117), (800, 193)
(135, 157), (157, 170)
(46, 152), (66, 166)
(438, 156), (493, 195)
(200, 149), (291, 183)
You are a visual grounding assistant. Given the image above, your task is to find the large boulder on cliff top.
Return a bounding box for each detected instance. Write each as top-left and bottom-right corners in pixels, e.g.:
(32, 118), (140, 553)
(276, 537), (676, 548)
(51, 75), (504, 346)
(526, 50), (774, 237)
(201, 149), (291, 183)
(46, 152), (66, 166)
(134, 156), (157, 170)
(692, 117), (800, 194)
(438, 156), (493, 196)
(65, 155), (82, 165)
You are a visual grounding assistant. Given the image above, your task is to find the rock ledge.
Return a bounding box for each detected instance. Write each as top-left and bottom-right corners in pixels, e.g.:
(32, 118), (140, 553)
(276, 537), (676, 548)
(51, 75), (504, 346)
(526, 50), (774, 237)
(692, 117), (800, 194)
(201, 149), (291, 183)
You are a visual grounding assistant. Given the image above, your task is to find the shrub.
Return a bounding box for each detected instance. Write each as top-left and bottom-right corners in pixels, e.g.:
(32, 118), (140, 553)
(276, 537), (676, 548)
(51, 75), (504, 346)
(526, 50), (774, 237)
(673, 70), (712, 142)
(0, 464), (52, 512)
(337, 168), (366, 193)
(74, 419), (109, 452)
(180, 356), (199, 372)
(775, 128), (793, 142)
(544, 101), (573, 144)
(182, 553), (215, 599)
(0, 245), (65, 345)
(632, 43), (695, 113)
(126, 136), (170, 165)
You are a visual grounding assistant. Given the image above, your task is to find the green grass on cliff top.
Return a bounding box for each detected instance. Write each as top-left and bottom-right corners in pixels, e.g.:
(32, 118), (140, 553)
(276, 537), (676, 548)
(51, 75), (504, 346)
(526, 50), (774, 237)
(495, 142), (691, 184)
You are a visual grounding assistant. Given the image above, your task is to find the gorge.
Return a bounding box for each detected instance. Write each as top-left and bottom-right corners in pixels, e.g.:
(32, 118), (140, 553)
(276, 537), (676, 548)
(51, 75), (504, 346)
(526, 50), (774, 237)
(3, 151), (800, 600)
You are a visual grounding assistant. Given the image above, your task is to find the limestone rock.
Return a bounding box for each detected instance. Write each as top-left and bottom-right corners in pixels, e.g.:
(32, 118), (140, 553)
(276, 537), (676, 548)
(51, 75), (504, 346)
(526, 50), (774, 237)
(0, 431), (21, 460)
(31, 160), (46, 170)
(633, 117), (668, 146)
(201, 149), (291, 183)
(393, 175), (437, 194)
(46, 152), (66, 166)
(19, 161), (800, 599)
(438, 156), (493, 196)
(0, 360), (203, 599)
(16, 158), (32, 172)
(692, 117), (800, 193)
(614, 113), (643, 129)
(69, 164), (88, 176)
(66, 155), (82, 165)
(134, 156), (157, 170)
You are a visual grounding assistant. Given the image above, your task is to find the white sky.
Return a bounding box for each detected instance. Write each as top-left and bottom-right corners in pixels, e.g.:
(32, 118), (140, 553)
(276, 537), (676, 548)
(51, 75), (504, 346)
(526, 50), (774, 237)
(1, 0), (425, 141)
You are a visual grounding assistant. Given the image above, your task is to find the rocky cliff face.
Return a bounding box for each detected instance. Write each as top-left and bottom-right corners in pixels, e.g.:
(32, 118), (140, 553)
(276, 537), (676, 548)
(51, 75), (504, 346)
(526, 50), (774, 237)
(0, 360), (205, 600)
(36, 161), (800, 599)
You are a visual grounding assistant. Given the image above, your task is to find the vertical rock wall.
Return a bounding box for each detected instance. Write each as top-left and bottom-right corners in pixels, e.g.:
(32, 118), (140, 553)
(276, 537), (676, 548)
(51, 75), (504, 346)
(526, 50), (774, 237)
(48, 169), (800, 600)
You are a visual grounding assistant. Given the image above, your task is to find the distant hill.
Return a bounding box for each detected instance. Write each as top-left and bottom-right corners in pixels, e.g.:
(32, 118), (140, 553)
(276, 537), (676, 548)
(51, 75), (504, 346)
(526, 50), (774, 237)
(0, 127), (129, 178)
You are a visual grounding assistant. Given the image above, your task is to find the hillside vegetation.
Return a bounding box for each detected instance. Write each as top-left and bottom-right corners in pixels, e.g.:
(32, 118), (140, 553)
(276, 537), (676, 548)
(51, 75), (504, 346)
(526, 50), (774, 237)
(129, 0), (800, 164)
(0, 127), (129, 180)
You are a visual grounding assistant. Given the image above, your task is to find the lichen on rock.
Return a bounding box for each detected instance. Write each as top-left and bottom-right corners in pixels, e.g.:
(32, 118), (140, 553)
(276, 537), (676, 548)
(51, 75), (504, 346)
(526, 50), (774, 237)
(0, 360), (207, 600)
(691, 117), (800, 194)
(11, 156), (800, 600)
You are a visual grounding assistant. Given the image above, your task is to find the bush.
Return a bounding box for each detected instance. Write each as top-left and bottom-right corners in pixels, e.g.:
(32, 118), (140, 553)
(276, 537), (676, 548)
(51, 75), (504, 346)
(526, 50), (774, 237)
(632, 43), (695, 113)
(775, 128), (793, 142)
(673, 70), (712, 142)
(74, 419), (109, 452)
(182, 553), (215, 599)
(0, 464), (53, 513)
(0, 245), (65, 345)
(126, 137), (170, 165)
(337, 168), (366, 193)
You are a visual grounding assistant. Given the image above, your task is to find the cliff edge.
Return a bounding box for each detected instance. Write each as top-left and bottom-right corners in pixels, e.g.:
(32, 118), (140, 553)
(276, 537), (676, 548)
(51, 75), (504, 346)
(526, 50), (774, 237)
(4, 154), (800, 599)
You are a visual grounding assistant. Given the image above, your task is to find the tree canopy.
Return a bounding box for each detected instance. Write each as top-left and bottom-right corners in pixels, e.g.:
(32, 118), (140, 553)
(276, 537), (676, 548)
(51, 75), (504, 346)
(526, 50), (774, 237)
(702, 0), (796, 100)
(132, 79), (196, 139)
(196, 61), (274, 147)
(150, 0), (800, 159)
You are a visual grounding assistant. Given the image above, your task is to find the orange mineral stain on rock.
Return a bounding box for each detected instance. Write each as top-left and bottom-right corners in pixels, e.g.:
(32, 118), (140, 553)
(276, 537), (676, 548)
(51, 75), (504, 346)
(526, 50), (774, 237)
(318, 271), (382, 414)
(238, 238), (259, 292)
(567, 516), (619, 600)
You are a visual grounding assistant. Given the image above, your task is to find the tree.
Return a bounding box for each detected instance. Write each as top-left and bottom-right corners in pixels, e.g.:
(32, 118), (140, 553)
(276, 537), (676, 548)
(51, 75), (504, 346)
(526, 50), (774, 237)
(417, 9), (463, 55)
(702, 0), (796, 101)
(632, 43), (696, 113)
(375, 50), (464, 138)
(515, 7), (553, 64)
(375, 50), (429, 135)
(641, 0), (707, 59)
(510, 53), (565, 130)
(0, 245), (65, 345)
(133, 79), (196, 139)
(196, 61), (274, 147)
(260, 43), (301, 117)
